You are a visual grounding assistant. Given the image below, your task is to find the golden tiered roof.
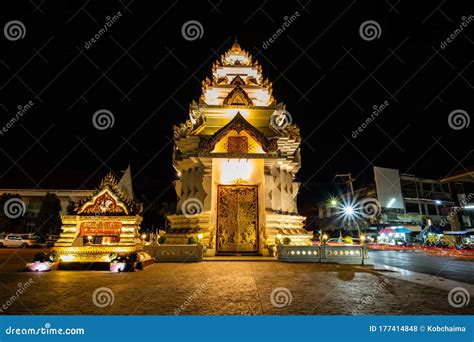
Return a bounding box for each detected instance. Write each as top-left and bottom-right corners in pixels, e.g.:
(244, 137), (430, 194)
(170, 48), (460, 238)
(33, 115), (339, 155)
(173, 39), (300, 142)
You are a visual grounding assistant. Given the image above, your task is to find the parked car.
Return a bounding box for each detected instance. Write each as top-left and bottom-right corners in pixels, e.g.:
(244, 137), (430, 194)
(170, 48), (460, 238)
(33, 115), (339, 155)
(46, 235), (60, 248)
(0, 234), (42, 248)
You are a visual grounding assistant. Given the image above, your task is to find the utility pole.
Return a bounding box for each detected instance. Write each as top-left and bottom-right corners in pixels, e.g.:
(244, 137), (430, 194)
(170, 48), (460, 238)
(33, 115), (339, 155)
(335, 173), (361, 237)
(335, 173), (355, 196)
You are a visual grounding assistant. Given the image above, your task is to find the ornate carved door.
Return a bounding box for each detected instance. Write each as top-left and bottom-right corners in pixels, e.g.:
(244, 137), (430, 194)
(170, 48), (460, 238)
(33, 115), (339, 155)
(216, 185), (258, 253)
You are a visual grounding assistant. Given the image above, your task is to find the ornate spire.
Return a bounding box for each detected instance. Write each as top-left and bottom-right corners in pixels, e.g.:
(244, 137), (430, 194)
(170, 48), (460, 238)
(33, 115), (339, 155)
(231, 36), (242, 53)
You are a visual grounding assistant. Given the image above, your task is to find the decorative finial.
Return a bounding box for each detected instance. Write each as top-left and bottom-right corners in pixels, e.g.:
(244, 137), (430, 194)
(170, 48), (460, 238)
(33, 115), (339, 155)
(231, 36), (242, 53)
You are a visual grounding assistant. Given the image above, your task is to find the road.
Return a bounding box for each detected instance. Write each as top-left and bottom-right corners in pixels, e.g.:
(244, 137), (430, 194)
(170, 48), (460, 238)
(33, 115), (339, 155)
(369, 249), (474, 284)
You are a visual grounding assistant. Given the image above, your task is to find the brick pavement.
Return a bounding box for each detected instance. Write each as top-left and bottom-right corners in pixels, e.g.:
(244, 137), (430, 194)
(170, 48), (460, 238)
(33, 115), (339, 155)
(0, 250), (472, 315)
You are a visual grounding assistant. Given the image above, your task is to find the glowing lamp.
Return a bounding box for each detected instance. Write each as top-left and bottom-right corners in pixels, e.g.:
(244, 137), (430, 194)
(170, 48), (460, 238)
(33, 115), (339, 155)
(197, 233), (203, 240)
(60, 255), (74, 262)
(26, 262), (52, 272)
(330, 199), (338, 207)
(343, 206), (354, 215)
(276, 234), (282, 240)
(220, 159), (253, 184)
(141, 234), (147, 240)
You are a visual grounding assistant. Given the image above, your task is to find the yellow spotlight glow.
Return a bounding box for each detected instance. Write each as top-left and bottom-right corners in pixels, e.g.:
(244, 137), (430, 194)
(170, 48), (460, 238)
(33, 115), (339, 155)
(276, 234), (282, 240)
(197, 233), (203, 240)
(141, 234), (147, 240)
(360, 235), (366, 242)
(322, 234), (328, 240)
(220, 159), (253, 184)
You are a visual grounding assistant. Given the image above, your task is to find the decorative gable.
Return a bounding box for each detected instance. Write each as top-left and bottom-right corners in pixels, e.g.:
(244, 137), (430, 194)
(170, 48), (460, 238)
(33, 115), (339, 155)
(78, 189), (129, 215)
(199, 112), (278, 153)
(76, 173), (142, 215)
(223, 86), (253, 106)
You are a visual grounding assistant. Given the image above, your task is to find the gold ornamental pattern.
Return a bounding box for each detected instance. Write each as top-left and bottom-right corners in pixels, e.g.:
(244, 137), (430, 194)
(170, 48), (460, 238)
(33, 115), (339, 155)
(217, 185), (258, 253)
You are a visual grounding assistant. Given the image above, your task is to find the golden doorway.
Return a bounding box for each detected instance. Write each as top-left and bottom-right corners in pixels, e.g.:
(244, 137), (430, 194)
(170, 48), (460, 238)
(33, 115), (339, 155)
(216, 185), (258, 254)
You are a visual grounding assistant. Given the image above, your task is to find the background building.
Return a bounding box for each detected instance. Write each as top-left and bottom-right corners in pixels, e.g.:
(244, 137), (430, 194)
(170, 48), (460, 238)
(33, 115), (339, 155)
(0, 189), (92, 233)
(315, 166), (474, 241)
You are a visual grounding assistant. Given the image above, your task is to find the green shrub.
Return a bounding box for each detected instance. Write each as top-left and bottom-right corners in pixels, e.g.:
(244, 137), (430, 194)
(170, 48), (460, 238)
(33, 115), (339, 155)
(282, 237), (291, 245)
(188, 236), (198, 244)
(158, 236), (166, 244)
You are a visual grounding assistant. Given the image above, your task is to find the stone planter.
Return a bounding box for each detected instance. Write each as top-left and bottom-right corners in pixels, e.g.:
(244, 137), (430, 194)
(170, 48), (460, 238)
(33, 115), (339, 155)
(277, 245), (371, 265)
(146, 244), (204, 262)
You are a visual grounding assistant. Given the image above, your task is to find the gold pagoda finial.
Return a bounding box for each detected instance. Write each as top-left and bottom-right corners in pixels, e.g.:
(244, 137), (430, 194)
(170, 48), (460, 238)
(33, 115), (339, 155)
(231, 36), (242, 53)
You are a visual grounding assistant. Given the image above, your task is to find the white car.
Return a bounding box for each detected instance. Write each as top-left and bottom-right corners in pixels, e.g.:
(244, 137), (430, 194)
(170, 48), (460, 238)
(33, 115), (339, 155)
(0, 235), (40, 248)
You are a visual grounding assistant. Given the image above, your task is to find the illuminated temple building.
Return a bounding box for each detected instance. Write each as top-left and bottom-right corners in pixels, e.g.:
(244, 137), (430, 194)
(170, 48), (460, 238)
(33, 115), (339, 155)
(167, 40), (311, 255)
(53, 173), (144, 263)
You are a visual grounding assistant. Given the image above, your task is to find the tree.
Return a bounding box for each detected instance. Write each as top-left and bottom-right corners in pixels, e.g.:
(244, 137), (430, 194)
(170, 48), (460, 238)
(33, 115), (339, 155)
(0, 193), (25, 233)
(35, 193), (62, 237)
(140, 201), (176, 233)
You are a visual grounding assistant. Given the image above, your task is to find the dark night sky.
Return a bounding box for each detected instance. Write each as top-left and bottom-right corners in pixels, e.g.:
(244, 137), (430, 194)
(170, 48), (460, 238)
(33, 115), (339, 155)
(0, 0), (473, 205)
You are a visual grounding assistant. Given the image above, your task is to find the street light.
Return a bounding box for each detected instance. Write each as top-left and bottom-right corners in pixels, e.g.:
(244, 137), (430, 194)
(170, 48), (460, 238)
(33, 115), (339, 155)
(329, 196), (338, 208)
(343, 205), (354, 216)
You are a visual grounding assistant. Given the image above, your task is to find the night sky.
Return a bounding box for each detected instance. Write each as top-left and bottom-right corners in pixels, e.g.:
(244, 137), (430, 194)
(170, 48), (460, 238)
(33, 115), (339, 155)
(0, 0), (472, 205)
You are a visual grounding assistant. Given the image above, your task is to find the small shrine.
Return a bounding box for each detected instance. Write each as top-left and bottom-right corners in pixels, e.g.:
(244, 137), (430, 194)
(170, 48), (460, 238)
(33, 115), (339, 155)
(167, 39), (312, 256)
(52, 173), (144, 263)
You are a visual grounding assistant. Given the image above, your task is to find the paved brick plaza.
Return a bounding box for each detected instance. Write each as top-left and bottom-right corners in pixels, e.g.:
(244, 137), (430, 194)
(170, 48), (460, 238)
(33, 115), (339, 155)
(0, 250), (472, 315)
